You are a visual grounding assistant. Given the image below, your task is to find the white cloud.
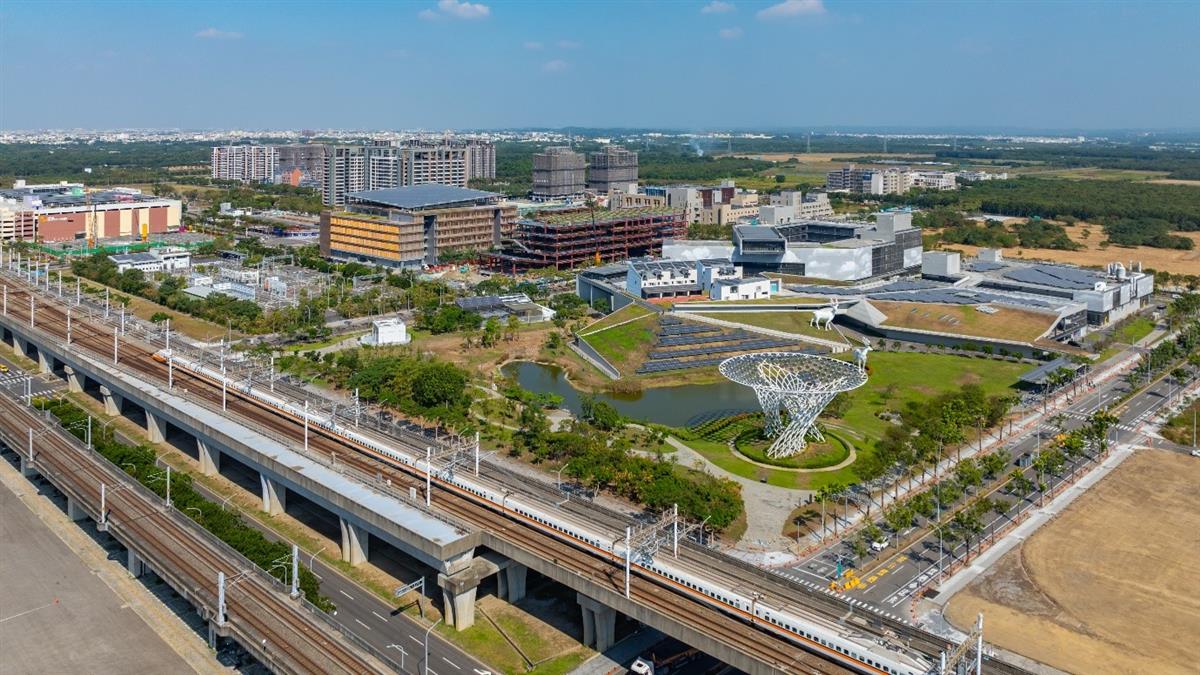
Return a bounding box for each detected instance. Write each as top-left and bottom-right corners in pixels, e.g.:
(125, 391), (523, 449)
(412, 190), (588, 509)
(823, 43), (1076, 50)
(757, 0), (825, 19)
(524, 41), (544, 50)
(718, 27), (743, 39)
(436, 0), (490, 19)
(557, 39), (581, 49)
(418, 8), (439, 20)
(701, 1), (735, 14)
(195, 27), (243, 40)
(542, 59), (569, 73)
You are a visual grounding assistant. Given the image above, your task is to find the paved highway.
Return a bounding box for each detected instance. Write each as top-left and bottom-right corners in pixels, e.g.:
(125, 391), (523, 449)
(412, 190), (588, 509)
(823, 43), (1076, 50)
(777, 342), (1189, 624)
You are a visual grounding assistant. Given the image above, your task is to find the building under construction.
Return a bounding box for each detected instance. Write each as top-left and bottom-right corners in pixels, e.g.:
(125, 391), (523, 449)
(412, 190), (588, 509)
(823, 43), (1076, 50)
(485, 206), (687, 273)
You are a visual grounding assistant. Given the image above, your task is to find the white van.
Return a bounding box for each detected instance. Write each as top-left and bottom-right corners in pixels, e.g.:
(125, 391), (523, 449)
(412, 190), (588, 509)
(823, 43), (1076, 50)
(870, 539), (889, 553)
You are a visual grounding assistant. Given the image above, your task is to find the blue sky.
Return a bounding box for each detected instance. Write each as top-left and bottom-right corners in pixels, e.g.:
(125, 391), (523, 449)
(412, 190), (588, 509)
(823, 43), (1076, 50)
(1, 0), (1196, 131)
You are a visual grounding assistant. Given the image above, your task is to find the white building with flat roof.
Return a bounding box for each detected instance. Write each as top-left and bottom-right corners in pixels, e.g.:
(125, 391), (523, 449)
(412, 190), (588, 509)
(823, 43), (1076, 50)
(364, 318), (411, 346)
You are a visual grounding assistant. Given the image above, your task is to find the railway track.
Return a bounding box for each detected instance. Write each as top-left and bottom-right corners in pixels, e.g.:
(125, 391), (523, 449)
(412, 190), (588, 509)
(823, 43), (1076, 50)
(5, 289), (855, 674)
(4, 284), (1027, 674)
(0, 393), (385, 675)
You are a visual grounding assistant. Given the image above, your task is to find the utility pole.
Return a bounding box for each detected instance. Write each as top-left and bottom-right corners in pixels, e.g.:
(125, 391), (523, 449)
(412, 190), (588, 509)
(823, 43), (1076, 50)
(290, 544), (300, 598)
(624, 526), (632, 599)
(425, 446), (432, 507)
(113, 326), (119, 364)
(304, 400), (309, 452)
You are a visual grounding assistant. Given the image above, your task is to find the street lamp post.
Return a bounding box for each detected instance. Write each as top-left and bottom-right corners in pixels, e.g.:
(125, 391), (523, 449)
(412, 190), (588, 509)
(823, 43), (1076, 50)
(423, 618), (443, 675)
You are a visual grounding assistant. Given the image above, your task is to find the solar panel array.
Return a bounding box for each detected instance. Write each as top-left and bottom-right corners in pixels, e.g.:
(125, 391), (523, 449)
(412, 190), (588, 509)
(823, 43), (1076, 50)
(638, 347), (823, 374)
(657, 330), (753, 347)
(658, 323), (720, 336)
(648, 337), (801, 361)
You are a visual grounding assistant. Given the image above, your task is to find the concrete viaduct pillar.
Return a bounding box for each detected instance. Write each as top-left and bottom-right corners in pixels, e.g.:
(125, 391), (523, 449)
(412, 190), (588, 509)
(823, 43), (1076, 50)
(577, 593), (616, 652)
(497, 562), (527, 604)
(127, 549), (145, 578)
(339, 518), (369, 566)
(66, 496), (88, 521)
(10, 333), (21, 356)
(19, 455), (38, 478)
(99, 386), (123, 416)
(63, 365), (82, 393)
(438, 569), (480, 631)
(145, 410), (166, 444)
(37, 350), (51, 375)
(197, 438), (220, 476)
(260, 475), (286, 516)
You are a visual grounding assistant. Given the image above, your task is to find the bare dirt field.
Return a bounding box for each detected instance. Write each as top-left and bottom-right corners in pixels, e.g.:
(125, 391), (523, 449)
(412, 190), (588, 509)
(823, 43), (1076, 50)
(945, 448), (1200, 675)
(942, 221), (1200, 276)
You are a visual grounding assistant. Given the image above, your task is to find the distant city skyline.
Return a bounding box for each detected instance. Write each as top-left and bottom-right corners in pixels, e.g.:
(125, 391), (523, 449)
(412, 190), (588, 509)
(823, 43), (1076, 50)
(1, 1), (1197, 132)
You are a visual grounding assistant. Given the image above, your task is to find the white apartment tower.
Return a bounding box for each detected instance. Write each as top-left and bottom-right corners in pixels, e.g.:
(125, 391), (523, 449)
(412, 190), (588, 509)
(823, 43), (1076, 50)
(211, 145), (278, 183)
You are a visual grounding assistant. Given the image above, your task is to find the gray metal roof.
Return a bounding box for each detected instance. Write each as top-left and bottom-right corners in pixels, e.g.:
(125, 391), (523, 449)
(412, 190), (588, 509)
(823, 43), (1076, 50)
(110, 252), (159, 264)
(734, 226), (784, 242)
(1019, 357), (1085, 384)
(347, 184), (499, 210)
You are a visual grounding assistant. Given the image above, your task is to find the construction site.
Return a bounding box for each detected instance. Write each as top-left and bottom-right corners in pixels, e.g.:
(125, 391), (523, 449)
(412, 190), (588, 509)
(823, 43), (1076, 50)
(485, 206), (687, 273)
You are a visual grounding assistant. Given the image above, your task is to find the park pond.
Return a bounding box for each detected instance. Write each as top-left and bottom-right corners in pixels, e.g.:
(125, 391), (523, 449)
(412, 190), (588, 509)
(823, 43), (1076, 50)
(501, 360), (759, 427)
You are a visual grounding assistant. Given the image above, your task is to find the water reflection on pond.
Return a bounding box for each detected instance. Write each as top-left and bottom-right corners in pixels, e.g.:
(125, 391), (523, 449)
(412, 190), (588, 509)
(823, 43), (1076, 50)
(501, 361), (759, 428)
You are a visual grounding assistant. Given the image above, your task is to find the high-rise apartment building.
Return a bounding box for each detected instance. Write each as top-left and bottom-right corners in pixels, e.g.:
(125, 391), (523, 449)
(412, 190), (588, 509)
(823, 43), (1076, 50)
(531, 146), (586, 200)
(587, 145), (638, 193)
(463, 139), (496, 180)
(274, 144), (328, 188)
(320, 139), (493, 206)
(324, 145), (367, 207)
(211, 145), (278, 183)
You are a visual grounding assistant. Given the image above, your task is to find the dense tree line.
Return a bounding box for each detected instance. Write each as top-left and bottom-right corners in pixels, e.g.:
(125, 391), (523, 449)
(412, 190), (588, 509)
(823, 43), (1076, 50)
(40, 397), (333, 611)
(936, 145), (1200, 180)
(1103, 218), (1194, 250)
(512, 402), (743, 529)
(0, 142), (211, 184)
(280, 349), (472, 427)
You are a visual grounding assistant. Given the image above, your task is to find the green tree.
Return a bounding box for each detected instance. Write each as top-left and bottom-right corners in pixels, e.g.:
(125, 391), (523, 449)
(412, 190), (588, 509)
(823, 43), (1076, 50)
(410, 362), (467, 409)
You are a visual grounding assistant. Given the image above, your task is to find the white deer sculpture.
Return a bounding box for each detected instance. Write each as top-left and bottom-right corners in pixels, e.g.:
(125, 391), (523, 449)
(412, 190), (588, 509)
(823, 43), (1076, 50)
(810, 298), (839, 331)
(853, 338), (873, 371)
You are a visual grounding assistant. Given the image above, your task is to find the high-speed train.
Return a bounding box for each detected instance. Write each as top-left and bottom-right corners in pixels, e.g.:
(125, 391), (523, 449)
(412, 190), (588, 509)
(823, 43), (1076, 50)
(155, 349), (935, 675)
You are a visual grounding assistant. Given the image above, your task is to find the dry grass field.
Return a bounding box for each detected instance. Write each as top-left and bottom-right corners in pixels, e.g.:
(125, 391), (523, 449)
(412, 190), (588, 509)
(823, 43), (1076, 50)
(946, 449), (1200, 675)
(871, 300), (1056, 343)
(942, 221), (1200, 276)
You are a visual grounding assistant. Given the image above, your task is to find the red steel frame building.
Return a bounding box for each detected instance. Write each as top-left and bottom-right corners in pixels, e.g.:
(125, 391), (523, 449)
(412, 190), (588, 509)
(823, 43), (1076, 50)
(485, 206), (687, 273)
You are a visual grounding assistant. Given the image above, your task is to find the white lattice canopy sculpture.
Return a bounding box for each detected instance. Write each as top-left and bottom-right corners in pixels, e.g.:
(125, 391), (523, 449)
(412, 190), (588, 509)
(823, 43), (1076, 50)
(719, 352), (867, 459)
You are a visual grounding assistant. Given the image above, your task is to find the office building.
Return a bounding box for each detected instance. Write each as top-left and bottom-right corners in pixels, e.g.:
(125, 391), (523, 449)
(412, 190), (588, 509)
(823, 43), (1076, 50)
(110, 246), (192, 273)
(698, 191), (759, 226)
(760, 191), (834, 225)
(608, 185), (668, 209)
(826, 165), (914, 195)
(456, 293), (555, 323)
(969, 255), (1153, 325)
(274, 144), (327, 188)
(625, 258), (776, 301)
(587, 145), (638, 193)
(0, 183), (181, 243)
(531, 147), (586, 200)
(909, 171), (958, 191)
(319, 185), (516, 267)
(211, 145), (278, 183)
(666, 211), (922, 282)
(486, 206), (687, 273)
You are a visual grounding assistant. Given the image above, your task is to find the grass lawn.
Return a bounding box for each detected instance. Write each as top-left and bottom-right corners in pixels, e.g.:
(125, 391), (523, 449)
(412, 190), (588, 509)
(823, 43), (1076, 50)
(1112, 317), (1155, 345)
(873, 301), (1056, 344)
(1163, 398), (1200, 447)
(671, 351), (1030, 490)
(692, 310), (844, 341)
(578, 304), (652, 335)
(579, 314), (658, 376)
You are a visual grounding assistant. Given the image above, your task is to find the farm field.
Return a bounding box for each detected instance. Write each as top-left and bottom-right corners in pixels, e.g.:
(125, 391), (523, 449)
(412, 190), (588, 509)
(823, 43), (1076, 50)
(945, 448), (1200, 675)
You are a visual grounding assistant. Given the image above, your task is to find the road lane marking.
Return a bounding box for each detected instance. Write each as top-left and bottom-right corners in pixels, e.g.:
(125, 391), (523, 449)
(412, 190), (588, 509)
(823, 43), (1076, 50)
(410, 634), (422, 645)
(339, 590), (355, 600)
(355, 618), (372, 631)
(373, 611), (389, 623)
(443, 657), (460, 669)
